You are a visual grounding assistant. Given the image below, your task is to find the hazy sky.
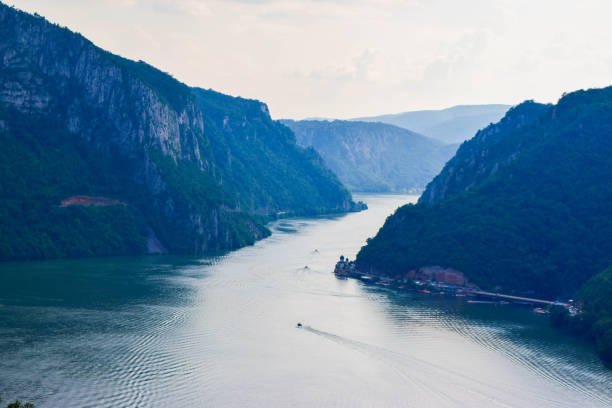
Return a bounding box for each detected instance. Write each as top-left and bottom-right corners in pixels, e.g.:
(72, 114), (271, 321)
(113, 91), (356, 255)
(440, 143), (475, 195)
(9, 0), (612, 119)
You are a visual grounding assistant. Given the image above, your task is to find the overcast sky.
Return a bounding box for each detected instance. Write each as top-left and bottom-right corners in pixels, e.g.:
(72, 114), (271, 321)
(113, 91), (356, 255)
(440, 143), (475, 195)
(9, 0), (612, 119)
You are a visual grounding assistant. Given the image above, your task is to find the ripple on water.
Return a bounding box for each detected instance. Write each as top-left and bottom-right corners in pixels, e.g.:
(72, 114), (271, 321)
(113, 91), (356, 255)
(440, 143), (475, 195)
(1, 194), (611, 407)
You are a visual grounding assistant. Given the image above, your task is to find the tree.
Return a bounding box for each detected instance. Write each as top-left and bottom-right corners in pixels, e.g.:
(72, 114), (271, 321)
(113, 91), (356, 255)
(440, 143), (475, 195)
(0, 398), (34, 408)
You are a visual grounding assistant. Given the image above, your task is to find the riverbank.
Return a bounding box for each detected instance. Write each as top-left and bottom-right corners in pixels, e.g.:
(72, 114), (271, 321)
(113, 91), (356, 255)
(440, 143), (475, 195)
(2, 194), (610, 407)
(333, 257), (582, 316)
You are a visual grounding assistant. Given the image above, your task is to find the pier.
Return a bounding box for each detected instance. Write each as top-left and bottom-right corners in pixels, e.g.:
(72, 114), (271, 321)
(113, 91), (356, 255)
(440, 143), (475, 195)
(333, 257), (577, 312)
(469, 290), (570, 307)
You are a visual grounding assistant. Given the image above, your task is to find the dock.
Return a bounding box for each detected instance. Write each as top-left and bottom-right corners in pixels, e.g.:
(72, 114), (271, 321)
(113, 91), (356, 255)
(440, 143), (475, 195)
(469, 290), (570, 307)
(333, 256), (578, 313)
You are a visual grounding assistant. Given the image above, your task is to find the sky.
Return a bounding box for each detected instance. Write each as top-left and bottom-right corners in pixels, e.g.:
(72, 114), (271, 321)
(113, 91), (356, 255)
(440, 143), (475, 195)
(8, 0), (612, 119)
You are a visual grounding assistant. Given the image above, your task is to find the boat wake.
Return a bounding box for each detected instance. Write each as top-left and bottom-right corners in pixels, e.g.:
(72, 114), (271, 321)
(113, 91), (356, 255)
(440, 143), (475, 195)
(300, 325), (611, 408)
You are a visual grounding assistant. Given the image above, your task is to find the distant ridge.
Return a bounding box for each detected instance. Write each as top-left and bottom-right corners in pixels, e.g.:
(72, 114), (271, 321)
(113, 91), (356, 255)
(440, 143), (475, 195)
(281, 119), (458, 193)
(353, 104), (511, 144)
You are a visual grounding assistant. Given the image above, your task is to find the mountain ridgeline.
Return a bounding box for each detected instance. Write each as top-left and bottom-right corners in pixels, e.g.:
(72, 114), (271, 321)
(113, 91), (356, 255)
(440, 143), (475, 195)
(0, 3), (362, 261)
(356, 88), (612, 298)
(354, 104), (510, 144)
(281, 120), (458, 193)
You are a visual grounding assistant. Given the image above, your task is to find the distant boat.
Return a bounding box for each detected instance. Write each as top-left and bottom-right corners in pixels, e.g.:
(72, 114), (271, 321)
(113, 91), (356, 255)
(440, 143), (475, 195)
(533, 307), (549, 315)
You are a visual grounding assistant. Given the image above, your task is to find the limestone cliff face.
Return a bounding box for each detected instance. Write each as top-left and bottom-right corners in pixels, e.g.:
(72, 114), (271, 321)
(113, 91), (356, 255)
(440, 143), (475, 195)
(1, 11), (200, 161)
(0, 4), (251, 254)
(1, 12), (209, 160)
(418, 101), (550, 205)
(0, 4), (356, 259)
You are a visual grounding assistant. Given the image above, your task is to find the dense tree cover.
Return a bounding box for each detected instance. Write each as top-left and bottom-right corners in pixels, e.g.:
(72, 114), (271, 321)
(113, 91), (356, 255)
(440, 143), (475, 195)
(192, 89), (360, 215)
(550, 266), (612, 365)
(356, 87), (612, 299)
(0, 397), (34, 408)
(0, 4), (361, 261)
(0, 108), (149, 260)
(578, 267), (612, 363)
(419, 101), (551, 205)
(281, 119), (457, 193)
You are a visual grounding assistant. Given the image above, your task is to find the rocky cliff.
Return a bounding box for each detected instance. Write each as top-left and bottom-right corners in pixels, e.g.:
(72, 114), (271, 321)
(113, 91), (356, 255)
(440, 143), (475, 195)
(194, 90), (363, 214)
(0, 3), (360, 260)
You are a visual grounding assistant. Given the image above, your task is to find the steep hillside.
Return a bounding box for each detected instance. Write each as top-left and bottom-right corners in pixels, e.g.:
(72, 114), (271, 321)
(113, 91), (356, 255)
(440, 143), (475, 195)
(548, 265), (612, 365)
(354, 104), (510, 143)
(193, 90), (360, 214)
(281, 119), (457, 192)
(0, 3), (360, 260)
(576, 266), (612, 364)
(419, 101), (551, 204)
(356, 87), (612, 299)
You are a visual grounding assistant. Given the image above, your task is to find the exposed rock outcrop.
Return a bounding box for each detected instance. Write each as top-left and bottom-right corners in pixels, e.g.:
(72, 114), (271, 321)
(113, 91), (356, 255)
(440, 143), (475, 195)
(0, 3), (360, 260)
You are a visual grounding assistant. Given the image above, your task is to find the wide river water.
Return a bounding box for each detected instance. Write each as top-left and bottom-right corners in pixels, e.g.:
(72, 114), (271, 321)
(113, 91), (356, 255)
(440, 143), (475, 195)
(0, 194), (611, 407)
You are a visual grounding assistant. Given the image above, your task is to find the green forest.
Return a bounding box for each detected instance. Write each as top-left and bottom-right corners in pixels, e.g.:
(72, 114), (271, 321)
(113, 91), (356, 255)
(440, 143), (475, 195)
(0, 397), (34, 408)
(358, 90), (612, 297)
(282, 119), (457, 193)
(0, 3), (362, 261)
(0, 107), (149, 260)
(356, 87), (612, 362)
(192, 88), (358, 216)
(551, 266), (612, 365)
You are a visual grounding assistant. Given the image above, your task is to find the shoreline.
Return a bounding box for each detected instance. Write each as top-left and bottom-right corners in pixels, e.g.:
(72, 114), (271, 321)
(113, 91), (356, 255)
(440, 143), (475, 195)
(333, 257), (581, 316)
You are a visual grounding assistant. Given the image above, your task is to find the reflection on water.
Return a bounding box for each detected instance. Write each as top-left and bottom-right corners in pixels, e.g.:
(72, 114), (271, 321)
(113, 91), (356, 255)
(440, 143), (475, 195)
(0, 194), (610, 407)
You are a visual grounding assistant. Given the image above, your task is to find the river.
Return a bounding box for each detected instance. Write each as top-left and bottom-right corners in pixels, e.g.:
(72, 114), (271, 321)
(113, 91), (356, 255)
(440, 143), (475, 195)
(0, 194), (610, 407)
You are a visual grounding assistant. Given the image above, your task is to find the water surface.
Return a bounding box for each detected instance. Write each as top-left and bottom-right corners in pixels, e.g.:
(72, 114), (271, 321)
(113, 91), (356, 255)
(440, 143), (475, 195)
(0, 194), (610, 407)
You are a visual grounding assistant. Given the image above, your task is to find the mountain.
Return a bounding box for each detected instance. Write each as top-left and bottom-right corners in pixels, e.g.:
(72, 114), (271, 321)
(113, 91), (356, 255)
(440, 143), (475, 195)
(281, 120), (458, 193)
(575, 266), (612, 364)
(0, 3), (361, 261)
(419, 101), (551, 204)
(354, 104), (511, 144)
(355, 87), (612, 300)
(547, 265), (612, 365)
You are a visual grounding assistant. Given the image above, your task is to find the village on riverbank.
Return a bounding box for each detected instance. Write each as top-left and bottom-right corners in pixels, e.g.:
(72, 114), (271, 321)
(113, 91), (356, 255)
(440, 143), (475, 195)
(333, 256), (582, 316)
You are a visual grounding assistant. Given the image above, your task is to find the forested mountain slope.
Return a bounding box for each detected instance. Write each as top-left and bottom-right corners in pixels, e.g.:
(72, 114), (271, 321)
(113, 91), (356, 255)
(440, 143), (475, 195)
(419, 101), (551, 205)
(0, 3), (360, 260)
(282, 119), (457, 192)
(356, 88), (612, 299)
